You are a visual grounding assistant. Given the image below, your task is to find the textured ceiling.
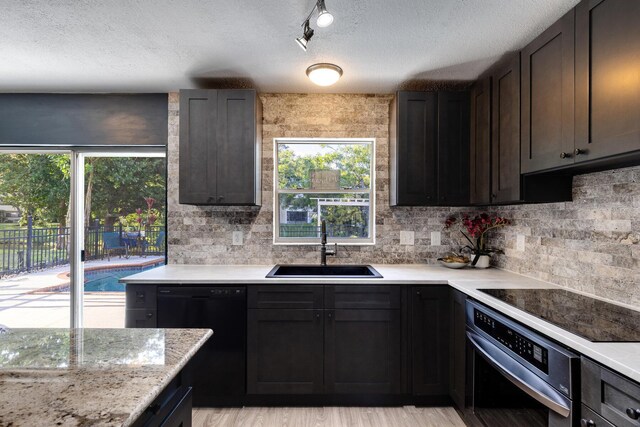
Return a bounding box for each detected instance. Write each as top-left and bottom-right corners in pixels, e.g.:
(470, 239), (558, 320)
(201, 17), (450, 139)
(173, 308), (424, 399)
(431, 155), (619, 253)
(0, 0), (580, 93)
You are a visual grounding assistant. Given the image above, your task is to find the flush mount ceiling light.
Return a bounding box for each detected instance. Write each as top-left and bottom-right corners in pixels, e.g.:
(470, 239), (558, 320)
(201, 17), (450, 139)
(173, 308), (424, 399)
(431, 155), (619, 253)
(295, 19), (314, 51)
(306, 63), (343, 86)
(295, 0), (333, 50)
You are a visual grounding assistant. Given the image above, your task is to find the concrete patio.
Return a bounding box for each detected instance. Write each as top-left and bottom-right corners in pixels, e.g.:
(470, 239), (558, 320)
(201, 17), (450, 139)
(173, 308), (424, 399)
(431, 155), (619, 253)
(0, 256), (163, 328)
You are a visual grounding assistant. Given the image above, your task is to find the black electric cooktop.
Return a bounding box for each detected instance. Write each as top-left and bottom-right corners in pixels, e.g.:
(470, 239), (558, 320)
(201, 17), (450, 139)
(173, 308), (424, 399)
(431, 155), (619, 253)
(479, 288), (640, 342)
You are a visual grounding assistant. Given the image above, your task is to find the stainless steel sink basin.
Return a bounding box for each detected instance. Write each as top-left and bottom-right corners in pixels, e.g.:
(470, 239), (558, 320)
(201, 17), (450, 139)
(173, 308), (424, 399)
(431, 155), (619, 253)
(266, 264), (383, 278)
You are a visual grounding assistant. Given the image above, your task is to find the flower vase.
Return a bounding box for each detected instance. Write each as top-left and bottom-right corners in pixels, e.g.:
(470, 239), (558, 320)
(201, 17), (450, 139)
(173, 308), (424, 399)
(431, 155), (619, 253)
(474, 255), (491, 269)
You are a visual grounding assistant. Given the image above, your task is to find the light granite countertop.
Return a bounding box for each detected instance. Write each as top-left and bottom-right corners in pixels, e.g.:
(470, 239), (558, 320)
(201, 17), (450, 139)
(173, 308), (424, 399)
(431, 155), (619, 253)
(0, 327), (212, 427)
(121, 264), (640, 385)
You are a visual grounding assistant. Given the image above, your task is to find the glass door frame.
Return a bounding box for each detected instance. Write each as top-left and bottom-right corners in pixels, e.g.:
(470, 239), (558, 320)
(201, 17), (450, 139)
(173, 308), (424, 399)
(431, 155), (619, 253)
(0, 148), (166, 328)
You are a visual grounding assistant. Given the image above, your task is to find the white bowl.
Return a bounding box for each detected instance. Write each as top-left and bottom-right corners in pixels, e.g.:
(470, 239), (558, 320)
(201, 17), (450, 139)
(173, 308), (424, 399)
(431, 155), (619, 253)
(439, 260), (470, 269)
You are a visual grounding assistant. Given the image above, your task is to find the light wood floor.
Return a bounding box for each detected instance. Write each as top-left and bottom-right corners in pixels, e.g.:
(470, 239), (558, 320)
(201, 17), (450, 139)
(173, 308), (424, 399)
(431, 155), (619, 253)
(193, 406), (466, 427)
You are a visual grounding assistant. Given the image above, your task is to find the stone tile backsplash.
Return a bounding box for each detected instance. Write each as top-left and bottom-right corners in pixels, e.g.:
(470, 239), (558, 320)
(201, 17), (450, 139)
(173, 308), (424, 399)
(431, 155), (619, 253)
(167, 92), (640, 306)
(491, 166), (640, 305)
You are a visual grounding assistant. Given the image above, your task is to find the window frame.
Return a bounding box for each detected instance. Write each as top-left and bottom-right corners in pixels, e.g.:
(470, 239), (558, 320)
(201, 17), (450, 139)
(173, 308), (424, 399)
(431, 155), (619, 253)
(273, 137), (376, 245)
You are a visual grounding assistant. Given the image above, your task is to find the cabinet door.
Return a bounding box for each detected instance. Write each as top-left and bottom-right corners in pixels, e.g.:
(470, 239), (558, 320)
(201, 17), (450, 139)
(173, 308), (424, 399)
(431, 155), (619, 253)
(437, 92), (470, 206)
(125, 308), (157, 328)
(125, 284), (157, 310)
(491, 55), (522, 203)
(179, 90), (217, 204)
(392, 91), (438, 206)
(469, 78), (492, 205)
(324, 309), (402, 394)
(521, 10), (575, 173)
(216, 90), (259, 205)
(449, 289), (467, 410)
(247, 309), (324, 394)
(411, 286), (449, 396)
(575, 0), (640, 161)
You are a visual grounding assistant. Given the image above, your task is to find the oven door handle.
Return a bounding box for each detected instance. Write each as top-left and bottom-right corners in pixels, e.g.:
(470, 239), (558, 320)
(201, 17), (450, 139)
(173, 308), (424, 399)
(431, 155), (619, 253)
(467, 330), (572, 418)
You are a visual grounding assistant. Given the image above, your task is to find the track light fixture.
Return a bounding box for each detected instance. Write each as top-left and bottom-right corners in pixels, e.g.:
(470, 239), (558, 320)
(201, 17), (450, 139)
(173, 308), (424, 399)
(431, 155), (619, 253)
(295, 0), (333, 51)
(295, 19), (314, 51)
(315, 0), (334, 28)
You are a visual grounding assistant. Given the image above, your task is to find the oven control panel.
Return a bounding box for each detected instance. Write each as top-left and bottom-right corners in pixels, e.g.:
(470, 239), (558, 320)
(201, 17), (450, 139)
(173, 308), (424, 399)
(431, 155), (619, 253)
(474, 308), (548, 373)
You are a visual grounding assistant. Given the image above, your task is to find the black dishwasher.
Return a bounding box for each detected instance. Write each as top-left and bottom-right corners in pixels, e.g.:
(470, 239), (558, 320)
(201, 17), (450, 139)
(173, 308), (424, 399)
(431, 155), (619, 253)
(157, 286), (246, 406)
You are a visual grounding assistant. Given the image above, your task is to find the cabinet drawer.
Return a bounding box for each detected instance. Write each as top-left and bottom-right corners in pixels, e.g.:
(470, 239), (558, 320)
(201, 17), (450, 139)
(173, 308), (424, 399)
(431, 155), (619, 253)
(582, 404), (615, 427)
(325, 285), (400, 309)
(126, 284), (157, 310)
(582, 357), (640, 427)
(125, 308), (157, 328)
(248, 285), (323, 309)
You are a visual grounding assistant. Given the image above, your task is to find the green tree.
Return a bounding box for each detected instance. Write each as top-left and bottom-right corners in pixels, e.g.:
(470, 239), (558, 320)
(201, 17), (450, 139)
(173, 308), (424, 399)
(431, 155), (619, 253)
(277, 144), (371, 236)
(0, 154), (70, 226)
(87, 157), (166, 223)
(0, 154), (166, 227)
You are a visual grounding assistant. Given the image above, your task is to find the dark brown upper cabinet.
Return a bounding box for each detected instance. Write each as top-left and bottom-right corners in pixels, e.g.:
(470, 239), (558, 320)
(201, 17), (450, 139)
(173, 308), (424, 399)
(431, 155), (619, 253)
(469, 78), (492, 205)
(390, 91), (470, 206)
(470, 55), (522, 206)
(179, 89), (262, 205)
(521, 9), (575, 174)
(390, 92), (438, 206)
(491, 54), (522, 204)
(437, 92), (471, 206)
(575, 0), (640, 162)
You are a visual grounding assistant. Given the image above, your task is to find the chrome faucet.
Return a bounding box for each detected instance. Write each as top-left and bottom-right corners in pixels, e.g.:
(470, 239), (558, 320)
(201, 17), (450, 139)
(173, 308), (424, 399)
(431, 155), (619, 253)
(320, 220), (337, 266)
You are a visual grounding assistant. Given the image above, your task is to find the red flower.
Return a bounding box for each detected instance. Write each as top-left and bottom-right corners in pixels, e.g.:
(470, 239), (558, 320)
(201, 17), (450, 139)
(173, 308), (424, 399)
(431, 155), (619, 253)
(144, 197), (156, 210)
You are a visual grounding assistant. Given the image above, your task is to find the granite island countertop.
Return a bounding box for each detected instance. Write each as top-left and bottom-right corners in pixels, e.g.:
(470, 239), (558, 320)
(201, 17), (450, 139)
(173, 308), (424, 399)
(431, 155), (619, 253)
(0, 327), (212, 427)
(120, 264), (640, 385)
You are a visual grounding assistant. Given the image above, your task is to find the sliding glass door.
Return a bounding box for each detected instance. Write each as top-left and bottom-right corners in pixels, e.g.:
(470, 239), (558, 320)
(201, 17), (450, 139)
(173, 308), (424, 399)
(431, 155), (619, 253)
(0, 152), (72, 327)
(81, 153), (166, 328)
(0, 150), (166, 328)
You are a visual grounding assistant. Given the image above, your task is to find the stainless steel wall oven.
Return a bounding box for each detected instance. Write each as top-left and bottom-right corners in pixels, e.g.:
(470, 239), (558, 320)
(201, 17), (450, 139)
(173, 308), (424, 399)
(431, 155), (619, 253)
(466, 299), (580, 427)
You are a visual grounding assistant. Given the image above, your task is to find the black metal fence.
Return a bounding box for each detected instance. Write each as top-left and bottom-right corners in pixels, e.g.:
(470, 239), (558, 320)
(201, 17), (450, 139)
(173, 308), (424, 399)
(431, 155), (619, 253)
(0, 216), (165, 277)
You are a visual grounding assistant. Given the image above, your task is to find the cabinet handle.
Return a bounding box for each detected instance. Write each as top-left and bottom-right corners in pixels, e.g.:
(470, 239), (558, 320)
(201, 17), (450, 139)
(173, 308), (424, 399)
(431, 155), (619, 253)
(560, 152), (571, 159)
(580, 420), (595, 427)
(492, 194), (497, 200)
(315, 313), (320, 319)
(218, 196), (224, 201)
(416, 290), (421, 296)
(626, 408), (640, 420)
(574, 148), (586, 156)
(328, 312), (333, 319)
(146, 312), (153, 319)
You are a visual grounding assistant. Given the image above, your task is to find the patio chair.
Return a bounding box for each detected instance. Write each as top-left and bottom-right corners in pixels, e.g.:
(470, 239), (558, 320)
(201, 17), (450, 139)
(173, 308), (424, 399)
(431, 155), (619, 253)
(137, 230), (165, 257)
(154, 231), (166, 252)
(102, 231), (128, 261)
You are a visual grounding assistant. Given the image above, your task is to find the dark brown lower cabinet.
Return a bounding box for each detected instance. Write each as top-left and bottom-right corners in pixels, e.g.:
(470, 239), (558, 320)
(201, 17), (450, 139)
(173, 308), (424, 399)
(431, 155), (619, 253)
(411, 286), (450, 397)
(324, 309), (402, 394)
(247, 309), (324, 394)
(247, 306), (402, 396)
(449, 289), (467, 409)
(131, 372), (192, 427)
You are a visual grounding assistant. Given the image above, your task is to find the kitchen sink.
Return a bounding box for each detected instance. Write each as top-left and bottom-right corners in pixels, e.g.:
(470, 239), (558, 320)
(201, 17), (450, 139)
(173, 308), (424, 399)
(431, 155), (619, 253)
(266, 264), (383, 278)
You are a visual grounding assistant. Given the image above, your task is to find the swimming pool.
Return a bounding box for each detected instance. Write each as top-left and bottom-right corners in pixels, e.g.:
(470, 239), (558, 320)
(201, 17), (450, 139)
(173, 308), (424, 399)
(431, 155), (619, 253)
(84, 263), (162, 292)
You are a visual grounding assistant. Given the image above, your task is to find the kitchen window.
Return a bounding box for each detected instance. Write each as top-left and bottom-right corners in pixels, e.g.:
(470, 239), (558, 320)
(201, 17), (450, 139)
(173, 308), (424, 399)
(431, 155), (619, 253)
(274, 138), (375, 244)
